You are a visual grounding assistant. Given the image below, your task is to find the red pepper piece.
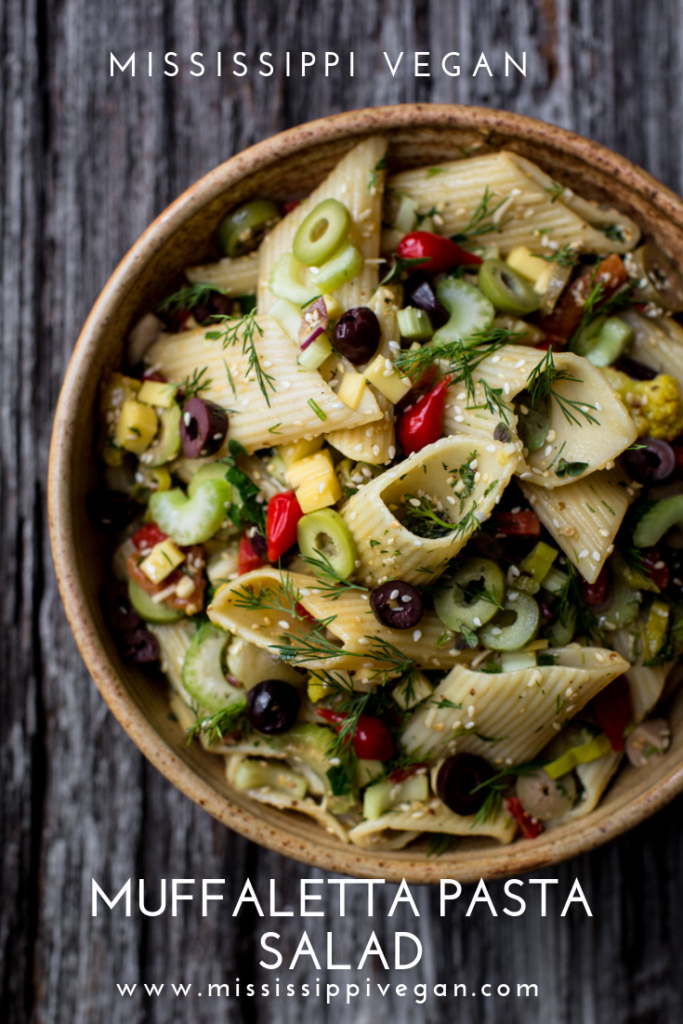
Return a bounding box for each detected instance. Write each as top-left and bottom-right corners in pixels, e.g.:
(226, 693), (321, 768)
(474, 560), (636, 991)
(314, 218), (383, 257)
(316, 709), (394, 760)
(396, 230), (482, 274)
(266, 490), (303, 562)
(283, 200), (300, 214)
(132, 523), (168, 552)
(397, 376), (451, 455)
(295, 601), (316, 623)
(641, 548), (670, 590)
(238, 534), (265, 575)
(581, 566), (608, 605)
(592, 676), (632, 752)
(494, 510), (541, 538)
(537, 254), (629, 343)
(505, 796), (544, 839)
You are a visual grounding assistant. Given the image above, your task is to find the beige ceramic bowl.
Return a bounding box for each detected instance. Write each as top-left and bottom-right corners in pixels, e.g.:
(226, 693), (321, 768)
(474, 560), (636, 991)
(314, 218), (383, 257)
(49, 104), (683, 882)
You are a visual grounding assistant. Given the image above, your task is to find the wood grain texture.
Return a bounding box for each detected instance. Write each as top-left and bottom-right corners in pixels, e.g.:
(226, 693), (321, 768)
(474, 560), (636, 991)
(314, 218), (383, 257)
(4, 0), (683, 1020)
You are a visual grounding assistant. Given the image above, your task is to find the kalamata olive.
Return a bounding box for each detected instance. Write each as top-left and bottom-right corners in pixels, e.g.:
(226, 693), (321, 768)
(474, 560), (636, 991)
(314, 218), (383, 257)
(193, 291), (234, 325)
(103, 582), (142, 632)
(332, 307), (381, 365)
(87, 491), (141, 533)
(246, 679), (301, 734)
(250, 532), (269, 560)
(436, 754), (494, 816)
(403, 274), (449, 329)
(629, 243), (683, 312)
(122, 628), (159, 664)
(370, 581), (424, 629)
(516, 768), (576, 821)
(623, 437), (676, 484)
(180, 397), (229, 458)
(614, 356), (657, 381)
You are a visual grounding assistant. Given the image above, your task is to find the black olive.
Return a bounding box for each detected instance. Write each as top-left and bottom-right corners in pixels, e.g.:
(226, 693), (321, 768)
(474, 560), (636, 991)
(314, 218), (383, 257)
(403, 274), (449, 329)
(250, 532), (269, 560)
(103, 582), (142, 632)
(122, 628), (159, 664)
(436, 753), (494, 816)
(87, 491), (141, 533)
(369, 581), (424, 629)
(623, 437), (676, 484)
(180, 397), (229, 458)
(246, 679), (301, 734)
(613, 356), (657, 381)
(193, 291), (234, 325)
(332, 307), (381, 365)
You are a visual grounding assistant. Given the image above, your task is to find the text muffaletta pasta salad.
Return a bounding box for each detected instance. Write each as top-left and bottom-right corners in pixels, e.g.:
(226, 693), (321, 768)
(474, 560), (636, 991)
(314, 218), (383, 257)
(94, 138), (683, 850)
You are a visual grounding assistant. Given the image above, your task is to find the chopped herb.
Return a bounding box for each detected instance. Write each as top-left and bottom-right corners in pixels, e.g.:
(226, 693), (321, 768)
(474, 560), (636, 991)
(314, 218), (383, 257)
(539, 245), (580, 268)
(326, 763), (352, 796)
(308, 398), (327, 422)
(394, 328), (515, 396)
(175, 365), (212, 401)
(186, 702), (247, 746)
(524, 346), (600, 428)
(206, 308), (276, 407)
(301, 550), (369, 600)
(471, 759), (548, 826)
(545, 181), (566, 203)
(156, 282), (225, 317)
(380, 255), (431, 285)
(603, 224), (625, 243)
(268, 423), (282, 434)
(451, 185), (508, 243)
(555, 459), (589, 479)
(427, 834), (459, 857)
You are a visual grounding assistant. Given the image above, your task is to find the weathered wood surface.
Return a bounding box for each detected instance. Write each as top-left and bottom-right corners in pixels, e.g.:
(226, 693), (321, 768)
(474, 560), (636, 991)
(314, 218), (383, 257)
(3, 1), (683, 1021)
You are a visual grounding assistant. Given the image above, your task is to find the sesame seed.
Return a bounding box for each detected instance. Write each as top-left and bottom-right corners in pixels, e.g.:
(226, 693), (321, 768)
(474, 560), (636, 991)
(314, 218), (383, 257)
(413, 629), (422, 642)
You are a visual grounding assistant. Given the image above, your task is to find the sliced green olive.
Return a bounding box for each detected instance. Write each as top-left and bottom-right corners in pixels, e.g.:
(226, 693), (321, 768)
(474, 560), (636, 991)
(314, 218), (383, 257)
(218, 200), (280, 258)
(478, 591), (540, 651)
(478, 259), (541, 315)
(312, 241), (364, 293)
(297, 508), (357, 579)
(516, 391), (549, 452)
(434, 557), (505, 631)
(293, 198), (352, 267)
(431, 277), (495, 346)
(128, 580), (183, 623)
(629, 242), (683, 312)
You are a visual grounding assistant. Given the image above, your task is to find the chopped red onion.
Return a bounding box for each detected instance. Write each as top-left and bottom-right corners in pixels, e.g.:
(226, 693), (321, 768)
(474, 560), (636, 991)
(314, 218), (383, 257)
(299, 297), (329, 350)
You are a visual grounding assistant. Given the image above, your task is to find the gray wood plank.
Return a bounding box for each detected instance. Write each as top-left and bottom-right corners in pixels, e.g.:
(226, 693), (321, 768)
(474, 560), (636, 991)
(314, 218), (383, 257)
(3, 1), (683, 1022)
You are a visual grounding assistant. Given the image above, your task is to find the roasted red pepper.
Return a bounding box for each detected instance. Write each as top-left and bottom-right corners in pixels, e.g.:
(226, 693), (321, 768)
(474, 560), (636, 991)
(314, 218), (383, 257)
(238, 534), (265, 575)
(132, 523), (168, 552)
(581, 566), (608, 606)
(641, 548), (670, 591)
(316, 708), (395, 761)
(295, 601), (317, 623)
(266, 490), (303, 562)
(494, 510), (541, 538)
(592, 676), (632, 752)
(537, 254), (629, 343)
(397, 376), (451, 455)
(396, 230), (482, 274)
(505, 796), (544, 839)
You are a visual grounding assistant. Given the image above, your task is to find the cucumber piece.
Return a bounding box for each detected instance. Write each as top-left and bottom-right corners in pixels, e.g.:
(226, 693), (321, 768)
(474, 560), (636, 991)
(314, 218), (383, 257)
(297, 508), (357, 579)
(141, 403), (181, 468)
(356, 759), (384, 788)
(273, 722), (356, 814)
(269, 296), (304, 342)
(434, 557), (506, 632)
(609, 579), (642, 628)
(311, 241), (363, 293)
(293, 199), (351, 266)
(227, 636), (305, 689)
(633, 495), (683, 548)
(128, 579), (184, 623)
(478, 259), (540, 316)
(233, 758), (307, 798)
(181, 622), (246, 713)
(431, 277), (495, 346)
(149, 478), (232, 545)
(542, 566), (569, 594)
(500, 650), (538, 672)
(478, 591), (540, 651)
(585, 317), (634, 367)
(297, 334), (333, 370)
(362, 773), (429, 820)
(269, 252), (319, 306)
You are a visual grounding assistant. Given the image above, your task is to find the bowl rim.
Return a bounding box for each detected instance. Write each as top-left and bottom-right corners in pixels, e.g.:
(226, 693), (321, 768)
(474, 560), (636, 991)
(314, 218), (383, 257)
(48, 102), (683, 883)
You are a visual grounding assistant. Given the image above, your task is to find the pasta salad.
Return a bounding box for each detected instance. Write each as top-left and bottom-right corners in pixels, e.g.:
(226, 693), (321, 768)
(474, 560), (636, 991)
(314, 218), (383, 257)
(93, 137), (683, 851)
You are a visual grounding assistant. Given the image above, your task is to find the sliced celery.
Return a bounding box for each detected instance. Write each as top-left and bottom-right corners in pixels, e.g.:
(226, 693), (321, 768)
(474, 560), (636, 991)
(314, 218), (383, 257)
(432, 277), (495, 346)
(633, 495), (683, 548)
(182, 622), (246, 713)
(520, 541), (558, 583)
(149, 478), (232, 545)
(397, 306), (434, 342)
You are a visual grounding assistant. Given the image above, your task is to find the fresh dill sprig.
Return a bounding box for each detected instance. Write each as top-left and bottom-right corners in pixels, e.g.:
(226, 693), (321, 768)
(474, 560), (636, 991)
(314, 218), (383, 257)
(545, 181), (566, 203)
(401, 494), (480, 541)
(451, 185), (508, 242)
(301, 551), (369, 600)
(427, 834), (459, 857)
(156, 282), (225, 316)
(539, 245), (579, 267)
(206, 308), (276, 407)
(524, 347), (600, 428)
(471, 760), (548, 827)
(476, 380), (511, 424)
(176, 365), (212, 400)
(186, 701), (247, 746)
(393, 328), (515, 392)
(272, 629), (416, 676)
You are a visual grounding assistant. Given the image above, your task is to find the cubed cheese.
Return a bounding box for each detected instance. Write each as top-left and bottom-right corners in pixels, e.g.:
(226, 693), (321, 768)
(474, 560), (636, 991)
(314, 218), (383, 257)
(286, 449), (342, 512)
(506, 246), (548, 284)
(114, 399), (158, 455)
(337, 372), (367, 411)
(277, 436), (325, 468)
(138, 379), (176, 408)
(363, 354), (412, 404)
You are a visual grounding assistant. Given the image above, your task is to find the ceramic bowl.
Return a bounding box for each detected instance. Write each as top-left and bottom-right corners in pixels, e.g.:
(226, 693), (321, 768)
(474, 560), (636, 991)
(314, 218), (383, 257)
(49, 104), (683, 882)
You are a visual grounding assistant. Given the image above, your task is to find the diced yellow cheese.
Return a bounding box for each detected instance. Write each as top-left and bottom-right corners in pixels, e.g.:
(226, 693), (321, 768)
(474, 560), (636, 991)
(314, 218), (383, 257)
(286, 449), (342, 513)
(506, 245), (548, 284)
(322, 293), (343, 320)
(363, 354), (412, 404)
(277, 436), (325, 468)
(139, 538), (185, 584)
(307, 673), (336, 702)
(337, 371), (367, 411)
(138, 379), (176, 408)
(533, 264), (554, 295)
(114, 399), (158, 455)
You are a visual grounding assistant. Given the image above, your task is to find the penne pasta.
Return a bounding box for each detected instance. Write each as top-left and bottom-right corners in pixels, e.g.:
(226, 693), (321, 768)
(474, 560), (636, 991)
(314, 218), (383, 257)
(185, 252), (260, 295)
